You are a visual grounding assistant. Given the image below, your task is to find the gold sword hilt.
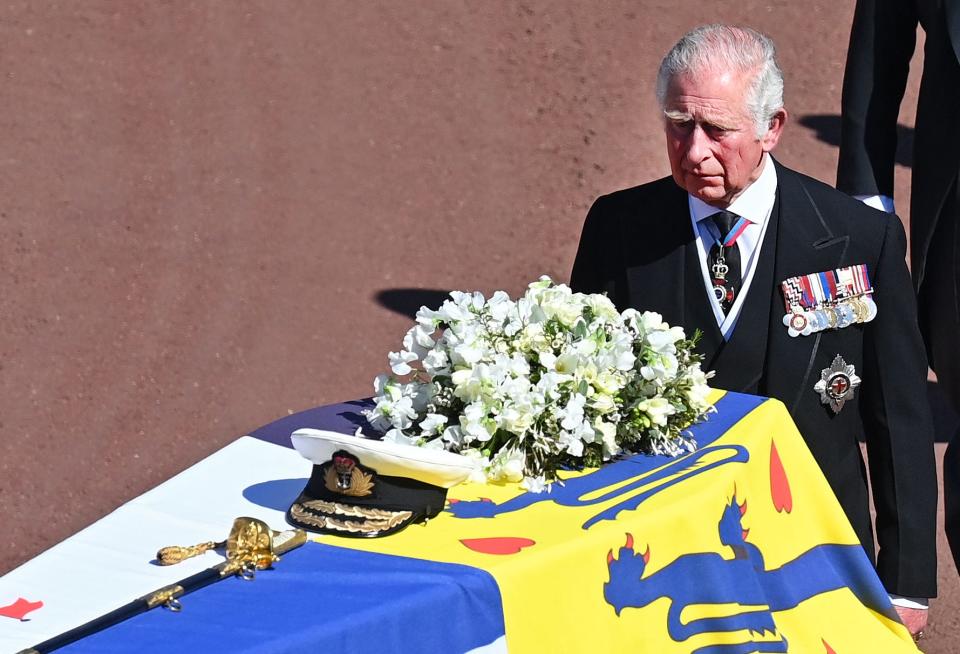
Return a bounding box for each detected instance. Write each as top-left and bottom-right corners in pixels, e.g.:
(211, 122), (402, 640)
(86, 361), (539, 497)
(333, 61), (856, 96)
(157, 517), (308, 577)
(156, 541), (224, 565)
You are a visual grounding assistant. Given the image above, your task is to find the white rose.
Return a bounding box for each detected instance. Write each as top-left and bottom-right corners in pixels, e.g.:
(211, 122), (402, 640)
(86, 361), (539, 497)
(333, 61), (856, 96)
(639, 311), (667, 333)
(584, 293), (618, 321)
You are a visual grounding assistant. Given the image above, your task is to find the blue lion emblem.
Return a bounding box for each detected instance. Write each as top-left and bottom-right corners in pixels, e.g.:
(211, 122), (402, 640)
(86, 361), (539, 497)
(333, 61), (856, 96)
(603, 494), (897, 653)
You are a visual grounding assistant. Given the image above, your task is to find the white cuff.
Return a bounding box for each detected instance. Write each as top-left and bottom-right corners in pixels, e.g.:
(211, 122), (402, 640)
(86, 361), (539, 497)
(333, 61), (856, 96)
(889, 594), (928, 610)
(854, 194), (895, 214)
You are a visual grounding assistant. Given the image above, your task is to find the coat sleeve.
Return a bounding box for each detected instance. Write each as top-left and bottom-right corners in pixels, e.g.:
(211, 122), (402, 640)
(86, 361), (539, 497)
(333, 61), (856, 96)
(569, 194), (618, 298)
(859, 213), (938, 597)
(837, 0), (918, 197)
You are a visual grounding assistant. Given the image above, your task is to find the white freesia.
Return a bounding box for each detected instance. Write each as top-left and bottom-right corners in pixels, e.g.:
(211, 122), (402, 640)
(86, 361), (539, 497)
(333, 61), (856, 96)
(403, 325), (436, 357)
(418, 413), (449, 437)
(490, 447), (526, 483)
(560, 393), (587, 431)
(389, 350), (418, 376)
(522, 475), (549, 493)
(590, 392), (616, 414)
(637, 397), (676, 426)
(594, 417), (618, 455)
(422, 348), (450, 375)
(364, 277), (712, 490)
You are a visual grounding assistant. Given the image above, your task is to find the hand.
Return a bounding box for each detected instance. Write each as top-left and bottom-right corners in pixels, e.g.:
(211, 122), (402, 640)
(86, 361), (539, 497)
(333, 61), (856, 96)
(895, 605), (928, 640)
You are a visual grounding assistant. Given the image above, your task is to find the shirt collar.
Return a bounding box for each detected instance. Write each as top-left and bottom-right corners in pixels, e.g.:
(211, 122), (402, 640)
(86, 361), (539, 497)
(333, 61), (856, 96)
(689, 153), (778, 224)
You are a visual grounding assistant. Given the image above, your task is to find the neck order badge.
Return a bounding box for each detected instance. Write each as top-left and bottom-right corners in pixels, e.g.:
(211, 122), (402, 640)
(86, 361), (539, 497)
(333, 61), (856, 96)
(708, 210), (748, 313)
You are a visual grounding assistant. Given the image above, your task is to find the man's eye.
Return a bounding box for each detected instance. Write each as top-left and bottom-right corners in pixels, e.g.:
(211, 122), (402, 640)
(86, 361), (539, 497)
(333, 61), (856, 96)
(706, 125), (731, 137)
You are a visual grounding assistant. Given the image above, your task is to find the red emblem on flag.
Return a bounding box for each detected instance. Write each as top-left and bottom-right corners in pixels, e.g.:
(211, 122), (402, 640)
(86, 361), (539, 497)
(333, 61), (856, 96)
(0, 597), (44, 621)
(770, 440), (793, 513)
(460, 537), (536, 555)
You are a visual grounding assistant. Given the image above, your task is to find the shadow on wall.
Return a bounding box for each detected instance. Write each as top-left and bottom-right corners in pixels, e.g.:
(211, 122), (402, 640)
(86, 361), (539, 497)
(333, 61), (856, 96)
(376, 288), (451, 320)
(797, 114), (914, 169)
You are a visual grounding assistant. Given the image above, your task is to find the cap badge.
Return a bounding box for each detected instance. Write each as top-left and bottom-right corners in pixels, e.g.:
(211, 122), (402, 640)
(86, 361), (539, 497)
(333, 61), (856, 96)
(324, 451), (374, 497)
(813, 355), (861, 413)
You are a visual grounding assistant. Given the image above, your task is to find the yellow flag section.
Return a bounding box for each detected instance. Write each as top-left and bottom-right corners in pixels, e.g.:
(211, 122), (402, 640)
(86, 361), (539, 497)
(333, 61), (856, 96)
(320, 390), (918, 654)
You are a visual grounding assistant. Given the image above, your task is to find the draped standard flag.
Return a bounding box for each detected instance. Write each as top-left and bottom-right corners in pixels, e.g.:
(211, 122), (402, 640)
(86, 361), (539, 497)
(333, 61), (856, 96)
(327, 391), (916, 653)
(4, 391), (917, 653)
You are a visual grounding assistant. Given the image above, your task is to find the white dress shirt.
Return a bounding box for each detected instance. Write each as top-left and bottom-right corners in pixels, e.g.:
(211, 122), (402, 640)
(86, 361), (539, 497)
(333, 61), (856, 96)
(688, 154), (777, 339)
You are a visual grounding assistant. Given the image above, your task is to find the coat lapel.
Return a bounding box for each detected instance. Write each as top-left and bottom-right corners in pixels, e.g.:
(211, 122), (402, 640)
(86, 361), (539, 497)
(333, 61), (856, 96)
(763, 162), (850, 411)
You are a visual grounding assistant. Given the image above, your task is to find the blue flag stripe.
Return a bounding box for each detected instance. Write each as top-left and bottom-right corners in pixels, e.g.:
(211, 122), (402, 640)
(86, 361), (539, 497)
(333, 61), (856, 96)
(58, 543), (506, 654)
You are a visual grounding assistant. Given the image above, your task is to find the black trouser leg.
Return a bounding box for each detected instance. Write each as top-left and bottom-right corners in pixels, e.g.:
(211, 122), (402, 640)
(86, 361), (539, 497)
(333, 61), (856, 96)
(918, 179), (960, 571)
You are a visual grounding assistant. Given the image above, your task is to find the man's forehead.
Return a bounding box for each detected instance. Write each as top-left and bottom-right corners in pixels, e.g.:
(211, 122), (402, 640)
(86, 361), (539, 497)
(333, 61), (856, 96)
(664, 69), (752, 118)
(667, 67), (750, 96)
(681, 67), (742, 87)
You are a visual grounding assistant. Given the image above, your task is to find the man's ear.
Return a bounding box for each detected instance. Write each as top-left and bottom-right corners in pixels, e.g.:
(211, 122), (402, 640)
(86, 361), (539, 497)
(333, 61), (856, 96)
(761, 108), (788, 152)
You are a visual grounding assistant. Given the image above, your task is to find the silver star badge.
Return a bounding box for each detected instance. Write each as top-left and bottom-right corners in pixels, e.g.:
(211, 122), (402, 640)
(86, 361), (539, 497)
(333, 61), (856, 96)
(814, 355), (861, 413)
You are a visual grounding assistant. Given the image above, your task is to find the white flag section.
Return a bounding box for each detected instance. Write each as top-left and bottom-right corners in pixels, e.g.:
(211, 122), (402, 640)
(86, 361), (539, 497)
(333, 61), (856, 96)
(0, 437), (303, 651)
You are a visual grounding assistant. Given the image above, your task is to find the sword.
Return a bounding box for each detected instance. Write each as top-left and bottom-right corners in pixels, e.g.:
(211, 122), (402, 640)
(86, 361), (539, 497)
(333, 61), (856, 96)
(17, 517), (308, 654)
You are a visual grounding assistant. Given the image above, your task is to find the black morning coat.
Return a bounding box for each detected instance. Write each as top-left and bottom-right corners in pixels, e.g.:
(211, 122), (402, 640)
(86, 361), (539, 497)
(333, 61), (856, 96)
(570, 160), (938, 599)
(837, 0), (960, 294)
(838, 0), (960, 575)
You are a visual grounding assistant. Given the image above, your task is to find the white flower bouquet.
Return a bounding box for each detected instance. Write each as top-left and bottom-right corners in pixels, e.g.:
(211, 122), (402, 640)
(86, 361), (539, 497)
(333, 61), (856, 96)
(363, 277), (713, 491)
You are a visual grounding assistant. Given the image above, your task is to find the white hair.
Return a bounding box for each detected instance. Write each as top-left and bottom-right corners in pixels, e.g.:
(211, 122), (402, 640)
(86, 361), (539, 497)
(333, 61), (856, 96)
(656, 25), (784, 138)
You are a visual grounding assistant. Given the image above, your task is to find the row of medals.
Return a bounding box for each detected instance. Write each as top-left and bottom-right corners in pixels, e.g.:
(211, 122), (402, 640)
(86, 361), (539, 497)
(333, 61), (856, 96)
(782, 294), (877, 337)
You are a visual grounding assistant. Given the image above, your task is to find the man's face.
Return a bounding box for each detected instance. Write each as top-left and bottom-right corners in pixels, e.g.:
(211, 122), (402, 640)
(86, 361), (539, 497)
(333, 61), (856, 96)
(663, 67), (786, 207)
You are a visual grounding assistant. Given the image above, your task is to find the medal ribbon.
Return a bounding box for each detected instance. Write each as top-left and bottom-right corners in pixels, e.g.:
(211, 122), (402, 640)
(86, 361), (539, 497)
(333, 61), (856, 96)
(854, 264), (872, 294)
(800, 276), (814, 308)
(718, 216), (750, 248)
(817, 271), (838, 303)
(837, 267), (855, 296)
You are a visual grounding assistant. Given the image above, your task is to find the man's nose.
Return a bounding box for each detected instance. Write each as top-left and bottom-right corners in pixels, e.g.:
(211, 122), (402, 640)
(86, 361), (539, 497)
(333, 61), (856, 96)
(684, 125), (711, 166)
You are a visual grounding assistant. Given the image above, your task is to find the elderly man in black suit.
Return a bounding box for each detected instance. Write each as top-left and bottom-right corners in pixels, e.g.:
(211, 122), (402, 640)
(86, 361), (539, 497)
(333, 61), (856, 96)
(837, 0), (960, 590)
(571, 24), (936, 637)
